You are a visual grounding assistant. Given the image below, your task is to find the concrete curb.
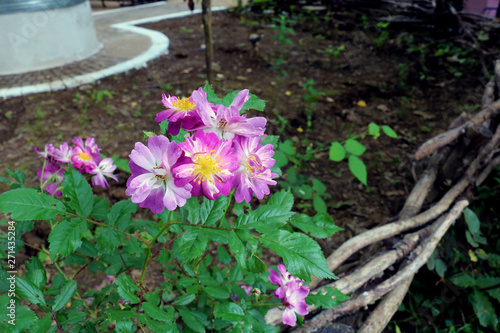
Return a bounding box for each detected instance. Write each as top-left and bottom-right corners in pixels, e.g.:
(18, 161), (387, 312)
(0, 6), (227, 99)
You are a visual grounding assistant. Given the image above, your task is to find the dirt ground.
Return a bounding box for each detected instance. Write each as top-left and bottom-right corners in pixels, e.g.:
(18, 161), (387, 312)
(0, 7), (486, 330)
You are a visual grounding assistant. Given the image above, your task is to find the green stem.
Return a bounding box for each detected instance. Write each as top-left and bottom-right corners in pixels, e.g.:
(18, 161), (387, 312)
(140, 211), (172, 285)
(40, 159), (47, 189)
(219, 189), (234, 227)
(172, 221), (235, 231)
(65, 212), (148, 245)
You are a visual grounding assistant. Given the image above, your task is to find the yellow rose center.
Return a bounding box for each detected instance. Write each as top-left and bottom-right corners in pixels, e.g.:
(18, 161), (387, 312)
(172, 98), (196, 112)
(193, 151), (222, 184)
(78, 152), (93, 161)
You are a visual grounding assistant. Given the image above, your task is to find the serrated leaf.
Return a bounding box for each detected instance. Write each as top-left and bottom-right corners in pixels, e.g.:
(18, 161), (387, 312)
(26, 258), (47, 287)
(381, 125), (398, 138)
(261, 230), (336, 281)
(329, 142), (345, 162)
(261, 135), (279, 148)
(6, 169), (25, 184)
(204, 286), (230, 299)
(463, 208), (480, 234)
(159, 120), (169, 135)
(222, 90), (266, 113)
(290, 213), (342, 239)
(200, 196), (228, 227)
(469, 290), (498, 328)
(306, 286), (350, 308)
(107, 200), (137, 228)
(48, 218), (87, 260)
(449, 273), (475, 287)
(173, 294), (196, 305)
(214, 303), (245, 322)
(115, 274), (140, 304)
(178, 308), (206, 333)
(268, 189), (294, 211)
(202, 83), (223, 105)
(174, 228), (208, 262)
(344, 139), (366, 156)
(142, 302), (171, 322)
(95, 227), (122, 253)
(52, 279), (77, 311)
(0, 189), (65, 220)
(273, 151), (288, 168)
(217, 246), (232, 265)
(183, 196), (201, 224)
(10, 304), (38, 333)
(348, 155), (367, 185)
(31, 314), (53, 333)
(62, 168), (93, 217)
(91, 197), (110, 221)
(16, 277), (46, 306)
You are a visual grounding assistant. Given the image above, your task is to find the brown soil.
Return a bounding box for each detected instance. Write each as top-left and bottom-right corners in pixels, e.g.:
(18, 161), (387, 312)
(0, 8), (485, 330)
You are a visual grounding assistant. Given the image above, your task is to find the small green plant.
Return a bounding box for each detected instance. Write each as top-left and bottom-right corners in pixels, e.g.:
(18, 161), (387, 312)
(179, 26), (193, 34)
(271, 14), (296, 78)
(372, 22), (390, 47)
(301, 79), (322, 129)
(318, 45), (345, 58)
(329, 123), (398, 185)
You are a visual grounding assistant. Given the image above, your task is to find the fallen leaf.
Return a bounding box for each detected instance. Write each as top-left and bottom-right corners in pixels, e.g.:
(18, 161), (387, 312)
(376, 104), (389, 112)
(357, 100), (367, 107)
(181, 67), (194, 74)
(236, 76), (248, 81)
(413, 110), (436, 120)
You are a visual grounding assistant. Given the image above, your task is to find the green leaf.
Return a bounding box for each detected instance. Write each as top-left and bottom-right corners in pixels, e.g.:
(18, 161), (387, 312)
(268, 189), (294, 211)
(306, 286), (350, 308)
(381, 125), (398, 138)
(344, 139), (366, 156)
(16, 277), (46, 306)
(312, 178), (327, 195)
(6, 169), (25, 184)
(466, 231), (479, 247)
(91, 197), (110, 221)
(463, 208), (480, 234)
(214, 303), (245, 322)
(203, 83), (223, 105)
(178, 308), (206, 333)
(217, 246), (232, 265)
(0, 189), (65, 220)
(486, 288), (500, 302)
(107, 200), (137, 228)
(142, 302), (171, 322)
(279, 140), (295, 155)
(159, 120), (169, 135)
(62, 168), (93, 217)
(52, 279), (77, 311)
(469, 290), (498, 328)
(111, 154), (131, 174)
(261, 135), (279, 148)
(348, 155), (367, 185)
(0, 177), (11, 184)
(449, 273), (475, 287)
(26, 258), (47, 287)
(204, 286), (230, 299)
(9, 304), (38, 333)
(329, 142), (345, 162)
(200, 196), (228, 227)
(290, 213), (342, 239)
(183, 196), (201, 224)
(222, 90), (266, 113)
(95, 227), (122, 253)
(31, 314), (53, 333)
(173, 294), (196, 306)
(273, 151), (288, 168)
(313, 196), (328, 213)
(261, 230), (336, 281)
(116, 274), (140, 304)
(174, 228), (208, 262)
(434, 259), (447, 278)
(368, 122), (380, 138)
(48, 218), (87, 260)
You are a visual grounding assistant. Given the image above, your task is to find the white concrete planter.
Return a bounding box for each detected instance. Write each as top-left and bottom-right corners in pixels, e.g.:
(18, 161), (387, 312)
(0, 0), (102, 75)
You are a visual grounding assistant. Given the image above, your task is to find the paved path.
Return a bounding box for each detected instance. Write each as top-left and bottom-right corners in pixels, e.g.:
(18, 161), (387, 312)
(0, 1), (228, 99)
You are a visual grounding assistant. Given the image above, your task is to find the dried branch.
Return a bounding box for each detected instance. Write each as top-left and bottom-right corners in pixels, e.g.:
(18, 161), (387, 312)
(414, 100), (500, 160)
(327, 200), (468, 318)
